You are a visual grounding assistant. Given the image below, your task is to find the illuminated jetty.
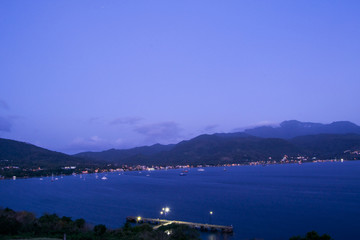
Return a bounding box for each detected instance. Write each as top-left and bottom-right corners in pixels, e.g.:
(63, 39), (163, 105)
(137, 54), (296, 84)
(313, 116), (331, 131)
(126, 216), (233, 233)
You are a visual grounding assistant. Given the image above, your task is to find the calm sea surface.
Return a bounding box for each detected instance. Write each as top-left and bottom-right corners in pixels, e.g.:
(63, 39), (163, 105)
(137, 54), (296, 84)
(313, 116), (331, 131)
(1, 161), (360, 240)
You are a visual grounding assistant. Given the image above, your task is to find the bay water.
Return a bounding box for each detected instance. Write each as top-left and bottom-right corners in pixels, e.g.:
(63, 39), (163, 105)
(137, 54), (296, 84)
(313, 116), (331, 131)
(1, 161), (360, 240)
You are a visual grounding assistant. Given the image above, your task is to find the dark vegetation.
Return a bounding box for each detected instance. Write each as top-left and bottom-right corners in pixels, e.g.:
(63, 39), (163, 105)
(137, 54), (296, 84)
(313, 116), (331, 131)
(289, 230), (332, 240)
(0, 208), (332, 240)
(0, 207), (200, 240)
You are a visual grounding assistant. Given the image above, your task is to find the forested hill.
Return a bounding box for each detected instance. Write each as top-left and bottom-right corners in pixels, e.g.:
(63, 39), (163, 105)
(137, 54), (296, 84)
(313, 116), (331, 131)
(75, 133), (360, 166)
(0, 138), (103, 178)
(75, 143), (175, 162)
(0, 138), (80, 167)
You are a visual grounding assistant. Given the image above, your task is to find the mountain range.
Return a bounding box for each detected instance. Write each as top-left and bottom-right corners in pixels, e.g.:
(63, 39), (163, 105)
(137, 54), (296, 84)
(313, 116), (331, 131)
(244, 120), (360, 138)
(74, 120), (360, 165)
(1, 120), (360, 177)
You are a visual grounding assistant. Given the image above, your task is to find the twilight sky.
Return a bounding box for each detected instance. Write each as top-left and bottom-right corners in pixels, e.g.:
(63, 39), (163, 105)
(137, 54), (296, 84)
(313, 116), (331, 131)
(1, 1), (360, 154)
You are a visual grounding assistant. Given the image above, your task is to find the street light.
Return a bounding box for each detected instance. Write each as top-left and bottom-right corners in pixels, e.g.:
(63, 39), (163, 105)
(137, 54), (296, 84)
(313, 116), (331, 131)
(161, 207), (170, 217)
(209, 211), (213, 224)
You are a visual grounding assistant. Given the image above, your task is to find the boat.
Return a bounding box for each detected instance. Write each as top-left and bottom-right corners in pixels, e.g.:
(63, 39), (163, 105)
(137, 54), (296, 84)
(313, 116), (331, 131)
(197, 168), (205, 172)
(179, 172), (187, 176)
(101, 176), (108, 180)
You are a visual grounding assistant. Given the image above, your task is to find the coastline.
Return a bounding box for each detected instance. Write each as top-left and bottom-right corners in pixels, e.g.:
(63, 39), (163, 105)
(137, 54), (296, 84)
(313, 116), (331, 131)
(0, 158), (350, 181)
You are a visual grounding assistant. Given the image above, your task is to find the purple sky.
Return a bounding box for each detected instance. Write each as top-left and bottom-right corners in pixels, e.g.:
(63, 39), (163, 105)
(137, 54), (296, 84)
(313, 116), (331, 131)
(1, 1), (360, 154)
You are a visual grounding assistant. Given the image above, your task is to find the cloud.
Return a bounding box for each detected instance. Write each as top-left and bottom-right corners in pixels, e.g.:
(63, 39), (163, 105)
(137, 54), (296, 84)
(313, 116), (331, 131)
(134, 121), (182, 143)
(202, 124), (218, 133)
(69, 136), (112, 153)
(232, 121), (280, 132)
(110, 117), (143, 125)
(0, 116), (12, 132)
(0, 99), (9, 110)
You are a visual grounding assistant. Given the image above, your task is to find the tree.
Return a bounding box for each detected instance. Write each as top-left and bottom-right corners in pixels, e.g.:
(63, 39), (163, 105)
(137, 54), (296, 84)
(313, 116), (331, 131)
(93, 224), (106, 236)
(75, 218), (86, 229)
(289, 231), (332, 240)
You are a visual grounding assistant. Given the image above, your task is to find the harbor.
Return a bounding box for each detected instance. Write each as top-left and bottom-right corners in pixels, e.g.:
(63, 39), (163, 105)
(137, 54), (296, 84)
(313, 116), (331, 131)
(126, 216), (234, 233)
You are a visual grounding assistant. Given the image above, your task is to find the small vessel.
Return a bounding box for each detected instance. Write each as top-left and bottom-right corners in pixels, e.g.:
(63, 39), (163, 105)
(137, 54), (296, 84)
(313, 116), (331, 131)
(101, 176), (108, 180)
(179, 172), (187, 176)
(197, 168), (205, 172)
(39, 178), (43, 181)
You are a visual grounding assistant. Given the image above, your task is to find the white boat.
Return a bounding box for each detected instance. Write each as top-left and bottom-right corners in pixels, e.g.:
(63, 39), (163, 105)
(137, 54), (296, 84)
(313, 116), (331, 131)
(197, 168), (205, 172)
(101, 176), (108, 180)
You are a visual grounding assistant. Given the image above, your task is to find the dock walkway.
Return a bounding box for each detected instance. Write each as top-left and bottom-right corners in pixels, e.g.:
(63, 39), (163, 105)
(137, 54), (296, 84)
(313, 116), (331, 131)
(126, 216), (233, 233)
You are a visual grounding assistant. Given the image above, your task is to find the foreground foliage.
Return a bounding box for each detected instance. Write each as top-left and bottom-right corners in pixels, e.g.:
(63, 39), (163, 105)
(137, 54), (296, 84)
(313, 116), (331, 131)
(289, 230), (332, 240)
(0, 208), (200, 240)
(0, 208), (334, 240)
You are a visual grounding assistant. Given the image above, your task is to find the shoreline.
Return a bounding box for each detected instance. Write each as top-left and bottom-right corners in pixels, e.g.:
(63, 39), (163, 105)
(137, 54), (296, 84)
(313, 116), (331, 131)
(0, 158), (350, 181)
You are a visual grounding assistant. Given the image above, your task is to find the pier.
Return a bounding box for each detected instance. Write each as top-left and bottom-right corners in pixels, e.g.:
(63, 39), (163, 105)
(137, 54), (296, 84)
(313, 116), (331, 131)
(126, 216), (233, 233)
